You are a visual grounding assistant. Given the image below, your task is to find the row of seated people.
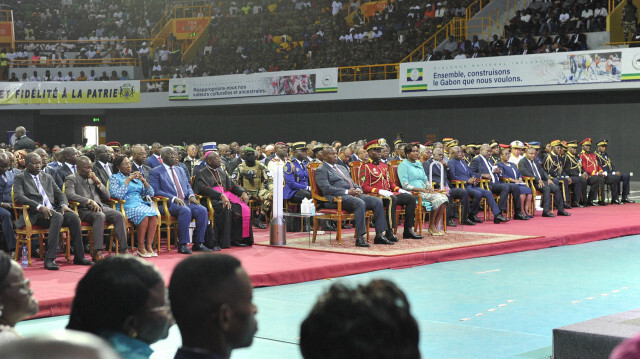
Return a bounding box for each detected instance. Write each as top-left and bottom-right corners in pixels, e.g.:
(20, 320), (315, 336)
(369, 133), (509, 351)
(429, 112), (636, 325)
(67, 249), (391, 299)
(1, 128), (632, 268)
(6, 69), (131, 82)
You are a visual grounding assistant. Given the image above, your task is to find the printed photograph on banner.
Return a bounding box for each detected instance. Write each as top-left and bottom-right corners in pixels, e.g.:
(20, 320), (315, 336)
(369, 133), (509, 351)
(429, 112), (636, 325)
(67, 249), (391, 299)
(553, 51), (622, 84)
(267, 74), (315, 95)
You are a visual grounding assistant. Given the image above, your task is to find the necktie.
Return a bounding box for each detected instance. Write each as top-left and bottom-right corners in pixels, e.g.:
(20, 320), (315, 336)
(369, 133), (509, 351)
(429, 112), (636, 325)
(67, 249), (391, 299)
(530, 160), (541, 180)
(104, 163), (112, 177)
(482, 157), (495, 183)
(34, 176), (53, 209)
(158, 156), (163, 164)
(170, 167), (185, 200)
(72, 164), (76, 173)
(333, 165), (354, 189)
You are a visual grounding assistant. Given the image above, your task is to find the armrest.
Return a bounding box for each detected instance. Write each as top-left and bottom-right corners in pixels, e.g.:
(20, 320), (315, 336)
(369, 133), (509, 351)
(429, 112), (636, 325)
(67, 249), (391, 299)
(450, 180), (465, 188)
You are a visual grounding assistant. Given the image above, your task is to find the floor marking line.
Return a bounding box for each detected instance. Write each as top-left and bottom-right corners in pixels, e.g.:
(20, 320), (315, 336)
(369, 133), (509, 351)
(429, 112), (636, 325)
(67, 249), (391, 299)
(422, 320), (550, 338)
(253, 336), (299, 345)
(475, 269), (501, 274)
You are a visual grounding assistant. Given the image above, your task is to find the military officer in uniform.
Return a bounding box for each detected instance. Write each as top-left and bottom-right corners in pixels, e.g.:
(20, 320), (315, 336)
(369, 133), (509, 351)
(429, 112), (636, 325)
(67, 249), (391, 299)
(284, 142), (313, 232)
(463, 143), (478, 165)
(579, 138), (607, 206)
(489, 139), (501, 165)
(359, 139), (422, 240)
(232, 147), (273, 229)
(543, 140), (572, 208)
(595, 139), (634, 203)
(562, 141), (586, 207)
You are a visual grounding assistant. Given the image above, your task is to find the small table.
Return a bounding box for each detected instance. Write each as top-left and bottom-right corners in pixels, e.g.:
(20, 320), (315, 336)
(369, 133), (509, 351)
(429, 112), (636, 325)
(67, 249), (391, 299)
(282, 212), (319, 247)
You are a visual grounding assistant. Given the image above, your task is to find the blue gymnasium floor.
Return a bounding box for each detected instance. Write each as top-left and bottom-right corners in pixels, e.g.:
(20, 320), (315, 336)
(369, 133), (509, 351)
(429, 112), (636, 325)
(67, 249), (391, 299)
(17, 234), (640, 359)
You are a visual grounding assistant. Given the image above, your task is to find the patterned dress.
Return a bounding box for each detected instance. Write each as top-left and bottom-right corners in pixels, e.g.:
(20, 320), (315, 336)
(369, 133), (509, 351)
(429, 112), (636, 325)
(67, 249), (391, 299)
(397, 159), (448, 210)
(109, 172), (156, 225)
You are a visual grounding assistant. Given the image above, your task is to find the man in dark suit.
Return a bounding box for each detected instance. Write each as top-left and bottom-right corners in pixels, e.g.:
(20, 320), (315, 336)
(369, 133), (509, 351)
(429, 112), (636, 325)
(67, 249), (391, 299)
(448, 146), (508, 224)
(92, 145), (114, 186)
(131, 145), (152, 179)
(471, 144), (527, 220)
(315, 147), (391, 247)
(54, 147), (79, 189)
(149, 147), (211, 254)
(65, 156), (128, 261)
(0, 153), (16, 255)
(424, 148), (474, 227)
(518, 147), (571, 217)
(146, 142), (164, 168)
(13, 126), (36, 152)
(14, 153), (92, 270)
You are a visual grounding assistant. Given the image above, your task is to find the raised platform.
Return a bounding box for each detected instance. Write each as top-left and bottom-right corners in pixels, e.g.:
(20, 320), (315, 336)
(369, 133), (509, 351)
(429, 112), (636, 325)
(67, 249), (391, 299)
(26, 203), (640, 319)
(553, 309), (640, 359)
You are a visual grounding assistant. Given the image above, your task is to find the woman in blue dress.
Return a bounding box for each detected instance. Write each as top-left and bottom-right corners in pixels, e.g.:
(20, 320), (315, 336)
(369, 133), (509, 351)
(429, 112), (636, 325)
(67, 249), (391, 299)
(397, 143), (448, 236)
(496, 147), (533, 218)
(109, 155), (158, 258)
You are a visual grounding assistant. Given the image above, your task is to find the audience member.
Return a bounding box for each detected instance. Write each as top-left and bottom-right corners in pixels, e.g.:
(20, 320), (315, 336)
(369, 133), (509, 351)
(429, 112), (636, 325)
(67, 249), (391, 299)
(1, 330), (121, 359)
(0, 251), (39, 344)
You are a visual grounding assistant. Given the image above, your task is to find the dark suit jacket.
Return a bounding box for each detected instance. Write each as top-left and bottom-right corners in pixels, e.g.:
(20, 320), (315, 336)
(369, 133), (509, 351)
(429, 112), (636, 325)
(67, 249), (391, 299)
(131, 161), (152, 179)
(518, 157), (550, 181)
(315, 162), (361, 202)
(146, 154), (162, 168)
(14, 136), (36, 152)
(149, 165), (195, 202)
(64, 173), (111, 217)
(55, 163), (74, 189)
(13, 171), (68, 227)
(469, 156), (500, 183)
(448, 158), (474, 182)
(497, 161), (523, 180)
(92, 161), (113, 187)
(0, 170), (15, 203)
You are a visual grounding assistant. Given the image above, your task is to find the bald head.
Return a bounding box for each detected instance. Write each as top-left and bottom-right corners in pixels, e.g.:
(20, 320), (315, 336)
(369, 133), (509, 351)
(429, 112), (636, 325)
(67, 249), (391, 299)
(0, 330), (121, 359)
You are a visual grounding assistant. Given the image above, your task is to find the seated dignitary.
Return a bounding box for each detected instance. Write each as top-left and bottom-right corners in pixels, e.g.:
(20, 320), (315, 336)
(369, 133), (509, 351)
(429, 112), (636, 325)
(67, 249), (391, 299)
(508, 141), (525, 165)
(563, 141), (588, 207)
(284, 142), (312, 203)
(470, 144), (527, 220)
(448, 146), (508, 224)
(595, 139), (634, 203)
(232, 147), (273, 229)
(92, 145), (115, 186)
(194, 151), (254, 248)
(0, 153), (16, 256)
(542, 140), (573, 208)
(64, 156), (128, 262)
(359, 139), (422, 240)
(149, 147), (210, 254)
(13, 153), (93, 270)
(315, 146), (391, 247)
(67, 256), (173, 359)
(109, 155), (158, 257)
(300, 279), (420, 359)
(424, 147), (475, 227)
(145, 143), (164, 168)
(518, 147), (571, 217)
(579, 138), (607, 206)
(497, 148), (533, 218)
(398, 143), (447, 236)
(169, 254), (258, 359)
(34, 148), (58, 178)
(54, 147), (79, 188)
(130, 145), (152, 179)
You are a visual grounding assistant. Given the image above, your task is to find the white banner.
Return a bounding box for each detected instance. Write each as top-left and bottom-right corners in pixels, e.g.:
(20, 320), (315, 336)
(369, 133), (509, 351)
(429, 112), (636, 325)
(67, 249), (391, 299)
(399, 48), (640, 93)
(169, 68), (338, 101)
(0, 80), (140, 105)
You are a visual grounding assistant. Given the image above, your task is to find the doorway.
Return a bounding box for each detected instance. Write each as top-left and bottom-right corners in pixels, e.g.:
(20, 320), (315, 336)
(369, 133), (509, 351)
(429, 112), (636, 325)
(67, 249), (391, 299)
(82, 126), (106, 146)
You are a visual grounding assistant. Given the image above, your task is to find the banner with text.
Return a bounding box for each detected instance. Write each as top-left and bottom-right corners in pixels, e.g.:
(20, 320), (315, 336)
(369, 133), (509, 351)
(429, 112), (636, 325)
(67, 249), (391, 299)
(169, 68), (338, 101)
(399, 48), (640, 93)
(0, 81), (140, 105)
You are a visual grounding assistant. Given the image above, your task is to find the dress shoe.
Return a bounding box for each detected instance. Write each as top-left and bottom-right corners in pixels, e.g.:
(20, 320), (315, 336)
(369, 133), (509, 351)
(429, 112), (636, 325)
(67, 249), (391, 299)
(527, 215), (534, 219)
(83, 243), (90, 254)
(73, 258), (94, 266)
(92, 251), (105, 262)
(572, 202), (585, 208)
(597, 201), (607, 206)
(33, 248), (41, 258)
(44, 259), (59, 270)
(462, 219), (476, 225)
(341, 223), (352, 229)
(373, 233), (395, 245)
(385, 231), (399, 242)
(563, 202), (572, 209)
(623, 198), (636, 203)
(514, 213), (529, 220)
(322, 221), (337, 231)
(177, 244), (192, 254)
(446, 219), (458, 227)
(230, 241), (248, 247)
(10, 251), (15, 260)
(403, 229), (423, 239)
(493, 214), (508, 224)
(542, 211), (555, 217)
(469, 215), (483, 223)
(355, 236), (370, 247)
(252, 218), (267, 229)
(212, 246), (221, 251)
(557, 210), (571, 216)
(611, 199), (622, 205)
(586, 201), (596, 207)
(192, 243), (213, 252)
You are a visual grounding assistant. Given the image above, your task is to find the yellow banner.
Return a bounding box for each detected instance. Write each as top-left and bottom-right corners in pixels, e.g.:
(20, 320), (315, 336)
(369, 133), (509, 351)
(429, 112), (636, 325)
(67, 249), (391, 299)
(0, 81), (141, 104)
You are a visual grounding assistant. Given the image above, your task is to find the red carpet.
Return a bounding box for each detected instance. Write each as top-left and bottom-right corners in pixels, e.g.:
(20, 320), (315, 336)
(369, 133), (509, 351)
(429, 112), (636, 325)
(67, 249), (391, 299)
(25, 204), (640, 319)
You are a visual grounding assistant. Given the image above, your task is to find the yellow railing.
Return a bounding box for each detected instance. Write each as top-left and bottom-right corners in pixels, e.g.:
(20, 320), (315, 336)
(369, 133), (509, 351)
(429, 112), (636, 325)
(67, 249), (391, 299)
(141, 78), (170, 93)
(466, 9), (502, 39)
(400, 21), (459, 63)
(503, 0), (528, 22)
(605, 41), (640, 47)
(338, 63), (399, 82)
(9, 58), (138, 68)
(14, 38), (163, 50)
(0, 9), (12, 22)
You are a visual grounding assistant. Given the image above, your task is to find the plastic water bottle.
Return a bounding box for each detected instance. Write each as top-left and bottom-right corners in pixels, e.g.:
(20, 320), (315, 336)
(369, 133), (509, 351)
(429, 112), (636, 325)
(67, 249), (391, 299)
(21, 246), (28, 268)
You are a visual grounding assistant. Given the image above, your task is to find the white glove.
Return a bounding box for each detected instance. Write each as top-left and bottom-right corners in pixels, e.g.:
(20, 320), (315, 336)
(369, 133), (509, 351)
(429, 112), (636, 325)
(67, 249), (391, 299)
(398, 189), (410, 194)
(378, 189), (393, 197)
